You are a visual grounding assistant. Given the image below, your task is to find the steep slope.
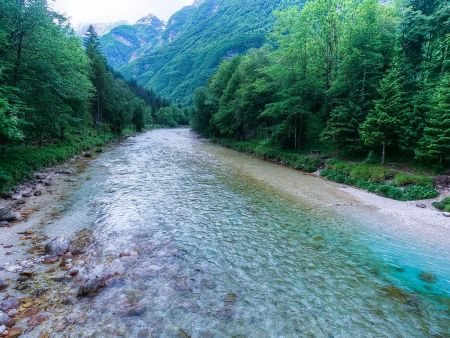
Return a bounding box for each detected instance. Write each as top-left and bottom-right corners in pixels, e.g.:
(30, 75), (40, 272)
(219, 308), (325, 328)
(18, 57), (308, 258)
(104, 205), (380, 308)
(75, 21), (128, 37)
(119, 0), (305, 104)
(99, 15), (165, 69)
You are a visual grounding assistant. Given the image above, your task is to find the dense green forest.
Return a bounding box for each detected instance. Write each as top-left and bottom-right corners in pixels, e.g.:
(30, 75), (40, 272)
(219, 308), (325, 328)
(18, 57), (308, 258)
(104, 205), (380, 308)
(0, 0), (187, 192)
(192, 0), (449, 166)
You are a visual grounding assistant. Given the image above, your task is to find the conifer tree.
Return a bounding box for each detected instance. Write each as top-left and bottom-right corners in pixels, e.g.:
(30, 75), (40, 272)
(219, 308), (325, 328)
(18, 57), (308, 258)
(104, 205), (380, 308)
(417, 73), (450, 163)
(360, 66), (405, 164)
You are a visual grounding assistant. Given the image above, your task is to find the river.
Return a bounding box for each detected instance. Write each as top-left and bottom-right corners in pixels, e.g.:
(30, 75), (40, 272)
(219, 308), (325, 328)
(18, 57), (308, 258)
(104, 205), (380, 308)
(19, 129), (450, 337)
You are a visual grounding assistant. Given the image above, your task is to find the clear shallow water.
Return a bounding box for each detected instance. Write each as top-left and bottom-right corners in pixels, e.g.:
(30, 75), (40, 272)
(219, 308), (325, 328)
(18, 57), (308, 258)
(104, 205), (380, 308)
(39, 129), (449, 337)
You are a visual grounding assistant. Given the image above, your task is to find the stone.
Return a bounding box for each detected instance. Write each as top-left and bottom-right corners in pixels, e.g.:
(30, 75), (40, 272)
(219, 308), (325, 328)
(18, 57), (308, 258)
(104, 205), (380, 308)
(83, 152), (92, 158)
(0, 325), (5, 335)
(0, 298), (19, 311)
(442, 212), (450, 218)
(34, 190), (42, 197)
(1, 192), (13, 199)
(57, 169), (73, 175)
(0, 311), (10, 326)
(15, 200), (25, 205)
(45, 236), (70, 256)
(0, 207), (20, 222)
(119, 250), (139, 258)
(22, 192), (32, 198)
(42, 256), (59, 264)
(27, 314), (48, 326)
(7, 326), (23, 338)
(419, 272), (436, 283)
(416, 203), (427, 209)
(5, 265), (22, 273)
(0, 279), (8, 291)
(44, 181), (52, 187)
(77, 276), (108, 297)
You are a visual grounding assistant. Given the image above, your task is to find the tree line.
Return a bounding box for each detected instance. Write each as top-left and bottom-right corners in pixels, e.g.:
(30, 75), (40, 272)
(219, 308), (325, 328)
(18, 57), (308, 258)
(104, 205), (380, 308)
(191, 0), (449, 165)
(0, 0), (182, 147)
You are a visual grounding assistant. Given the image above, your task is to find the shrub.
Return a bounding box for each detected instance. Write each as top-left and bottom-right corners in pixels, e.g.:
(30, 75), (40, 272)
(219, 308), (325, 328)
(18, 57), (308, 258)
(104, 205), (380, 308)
(393, 173), (433, 187)
(432, 197), (450, 212)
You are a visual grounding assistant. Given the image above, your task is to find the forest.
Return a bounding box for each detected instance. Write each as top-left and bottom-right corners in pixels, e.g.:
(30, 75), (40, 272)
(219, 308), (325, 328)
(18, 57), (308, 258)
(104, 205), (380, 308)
(0, 0), (188, 192)
(191, 0), (449, 168)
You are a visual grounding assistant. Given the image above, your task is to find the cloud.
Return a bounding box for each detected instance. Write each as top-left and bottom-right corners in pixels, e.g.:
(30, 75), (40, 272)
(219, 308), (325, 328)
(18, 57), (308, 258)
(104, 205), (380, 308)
(51, 0), (194, 24)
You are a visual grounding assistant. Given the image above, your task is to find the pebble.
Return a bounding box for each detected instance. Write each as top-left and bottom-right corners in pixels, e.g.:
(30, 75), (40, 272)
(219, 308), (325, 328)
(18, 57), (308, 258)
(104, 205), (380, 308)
(5, 265), (22, 273)
(0, 312), (9, 326)
(22, 192), (32, 198)
(416, 203), (427, 209)
(15, 200), (26, 205)
(34, 190), (42, 197)
(0, 298), (19, 311)
(0, 325), (5, 335)
(7, 326), (23, 337)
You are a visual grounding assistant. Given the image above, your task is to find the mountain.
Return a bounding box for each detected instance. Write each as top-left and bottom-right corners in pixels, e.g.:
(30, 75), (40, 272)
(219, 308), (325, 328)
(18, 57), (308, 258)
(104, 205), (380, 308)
(75, 21), (128, 37)
(99, 15), (165, 69)
(101, 0), (305, 104)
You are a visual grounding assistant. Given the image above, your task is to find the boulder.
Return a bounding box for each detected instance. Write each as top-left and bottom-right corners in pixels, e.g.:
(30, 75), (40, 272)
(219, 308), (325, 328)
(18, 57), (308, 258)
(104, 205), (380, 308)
(0, 207), (20, 222)
(443, 212), (450, 218)
(45, 236), (71, 256)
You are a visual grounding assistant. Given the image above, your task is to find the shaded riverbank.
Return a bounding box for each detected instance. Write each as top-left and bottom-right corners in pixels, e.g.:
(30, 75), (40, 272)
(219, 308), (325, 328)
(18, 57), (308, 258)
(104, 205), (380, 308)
(0, 129), (449, 337)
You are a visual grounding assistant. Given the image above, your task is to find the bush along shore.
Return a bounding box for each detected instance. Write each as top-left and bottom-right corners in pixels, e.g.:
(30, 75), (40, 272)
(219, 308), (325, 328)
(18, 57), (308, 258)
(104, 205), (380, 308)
(0, 129), (125, 194)
(215, 139), (446, 202)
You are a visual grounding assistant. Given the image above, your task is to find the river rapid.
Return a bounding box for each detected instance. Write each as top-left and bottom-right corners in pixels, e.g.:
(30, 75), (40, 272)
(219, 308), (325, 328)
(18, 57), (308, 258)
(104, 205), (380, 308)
(18, 129), (450, 337)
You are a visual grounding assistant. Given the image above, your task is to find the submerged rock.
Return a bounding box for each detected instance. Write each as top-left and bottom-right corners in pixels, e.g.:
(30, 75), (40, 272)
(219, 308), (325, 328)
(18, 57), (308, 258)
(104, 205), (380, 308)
(77, 276), (108, 297)
(0, 279), (8, 291)
(57, 169), (73, 175)
(0, 311), (11, 326)
(45, 236), (70, 256)
(0, 298), (19, 312)
(0, 207), (20, 222)
(419, 272), (436, 283)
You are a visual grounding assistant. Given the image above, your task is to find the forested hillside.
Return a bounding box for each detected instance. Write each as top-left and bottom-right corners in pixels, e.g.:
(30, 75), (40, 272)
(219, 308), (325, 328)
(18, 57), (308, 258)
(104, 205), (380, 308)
(0, 0), (170, 192)
(118, 0), (306, 104)
(191, 0), (449, 199)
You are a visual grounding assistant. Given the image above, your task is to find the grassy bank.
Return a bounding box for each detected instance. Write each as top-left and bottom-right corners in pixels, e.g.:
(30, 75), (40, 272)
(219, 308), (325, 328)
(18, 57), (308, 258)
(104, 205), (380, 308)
(0, 129), (121, 194)
(216, 138), (439, 201)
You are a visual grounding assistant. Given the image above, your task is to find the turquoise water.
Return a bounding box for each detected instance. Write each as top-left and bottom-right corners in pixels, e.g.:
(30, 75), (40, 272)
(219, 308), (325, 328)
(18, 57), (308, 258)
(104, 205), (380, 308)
(38, 129), (449, 337)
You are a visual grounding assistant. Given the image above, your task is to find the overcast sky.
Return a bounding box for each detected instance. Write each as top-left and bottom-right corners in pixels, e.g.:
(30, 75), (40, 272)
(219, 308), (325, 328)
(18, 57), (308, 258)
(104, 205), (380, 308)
(51, 0), (194, 25)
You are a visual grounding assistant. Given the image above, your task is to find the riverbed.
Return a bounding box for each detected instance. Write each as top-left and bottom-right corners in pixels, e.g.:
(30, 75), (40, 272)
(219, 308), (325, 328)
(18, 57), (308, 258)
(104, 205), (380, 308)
(1, 129), (449, 337)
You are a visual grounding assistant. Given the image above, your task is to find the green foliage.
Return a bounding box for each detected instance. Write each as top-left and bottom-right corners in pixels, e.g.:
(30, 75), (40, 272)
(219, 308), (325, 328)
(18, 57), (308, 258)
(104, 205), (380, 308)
(393, 173), (433, 187)
(433, 197), (450, 212)
(0, 130), (115, 193)
(321, 160), (438, 201)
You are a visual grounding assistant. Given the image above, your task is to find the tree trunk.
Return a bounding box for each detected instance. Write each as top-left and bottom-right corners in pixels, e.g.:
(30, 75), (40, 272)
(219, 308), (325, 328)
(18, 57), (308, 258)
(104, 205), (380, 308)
(381, 142), (386, 165)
